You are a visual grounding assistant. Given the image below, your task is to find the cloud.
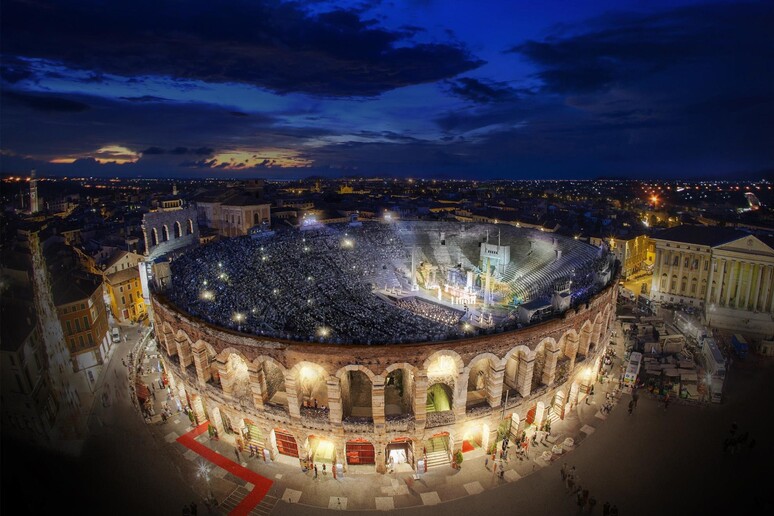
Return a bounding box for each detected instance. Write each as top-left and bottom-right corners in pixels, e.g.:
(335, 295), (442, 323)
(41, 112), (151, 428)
(444, 77), (520, 103)
(509, 3), (774, 95)
(1, 0), (483, 97)
(2, 90), (90, 112)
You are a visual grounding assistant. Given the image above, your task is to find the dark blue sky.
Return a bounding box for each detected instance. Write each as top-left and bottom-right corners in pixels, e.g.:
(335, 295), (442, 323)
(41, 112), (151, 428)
(1, 0), (772, 180)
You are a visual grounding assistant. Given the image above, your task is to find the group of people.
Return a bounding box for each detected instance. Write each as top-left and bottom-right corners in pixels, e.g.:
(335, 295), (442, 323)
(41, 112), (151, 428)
(561, 464), (618, 514)
(168, 224), (472, 344)
(723, 421), (756, 454)
(394, 297), (463, 326)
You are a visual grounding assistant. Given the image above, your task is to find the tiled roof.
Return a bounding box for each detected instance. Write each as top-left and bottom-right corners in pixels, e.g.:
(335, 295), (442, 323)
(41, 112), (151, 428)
(651, 225), (747, 247)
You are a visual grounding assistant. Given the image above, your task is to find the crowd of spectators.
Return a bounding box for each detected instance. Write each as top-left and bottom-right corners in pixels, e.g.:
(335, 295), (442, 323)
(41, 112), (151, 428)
(165, 222), (610, 344)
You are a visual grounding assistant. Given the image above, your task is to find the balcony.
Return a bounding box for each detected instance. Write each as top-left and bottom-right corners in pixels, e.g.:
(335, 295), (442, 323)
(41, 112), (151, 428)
(300, 406), (331, 431)
(385, 413), (415, 433)
(342, 416), (374, 433)
(425, 410), (455, 428)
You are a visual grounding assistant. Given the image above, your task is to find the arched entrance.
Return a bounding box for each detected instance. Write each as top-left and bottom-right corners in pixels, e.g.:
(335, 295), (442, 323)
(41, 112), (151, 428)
(243, 419), (264, 453)
(271, 428), (298, 459)
(345, 439), (375, 465)
(306, 435), (335, 465)
(423, 432), (451, 469)
(462, 422), (489, 453)
(386, 437), (414, 472)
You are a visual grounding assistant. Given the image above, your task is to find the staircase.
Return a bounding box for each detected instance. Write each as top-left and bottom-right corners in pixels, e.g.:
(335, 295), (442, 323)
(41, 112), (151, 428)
(424, 436), (451, 469)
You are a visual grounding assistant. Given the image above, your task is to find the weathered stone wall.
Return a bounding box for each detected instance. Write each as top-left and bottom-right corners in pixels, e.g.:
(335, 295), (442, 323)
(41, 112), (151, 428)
(142, 206), (200, 261)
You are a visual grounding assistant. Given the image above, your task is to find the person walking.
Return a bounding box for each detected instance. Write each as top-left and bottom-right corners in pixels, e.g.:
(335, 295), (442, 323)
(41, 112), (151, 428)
(610, 504), (619, 516)
(588, 496), (597, 513)
(234, 447), (240, 463)
(322, 463), (327, 476)
(602, 501), (611, 516)
(628, 400), (634, 415)
(314, 465), (318, 479)
(664, 393), (670, 410)
(561, 463), (568, 481)
(189, 501), (198, 516)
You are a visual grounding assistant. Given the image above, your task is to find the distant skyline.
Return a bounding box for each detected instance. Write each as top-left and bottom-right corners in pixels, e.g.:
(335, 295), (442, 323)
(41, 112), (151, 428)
(1, 1), (772, 180)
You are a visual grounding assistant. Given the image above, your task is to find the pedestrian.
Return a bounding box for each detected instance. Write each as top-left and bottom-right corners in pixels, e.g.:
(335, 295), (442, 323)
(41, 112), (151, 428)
(234, 447), (240, 462)
(567, 475), (575, 493)
(322, 463), (327, 476)
(602, 501), (611, 516)
(561, 463), (567, 481)
(628, 400), (634, 415)
(588, 496), (597, 513)
(485, 456), (489, 469)
(190, 501), (198, 516)
(151, 383), (155, 392)
(577, 490), (584, 509)
(664, 393), (670, 410)
(586, 394), (591, 405)
(582, 488), (589, 505)
(610, 504), (618, 516)
(314, 465), (318, 478)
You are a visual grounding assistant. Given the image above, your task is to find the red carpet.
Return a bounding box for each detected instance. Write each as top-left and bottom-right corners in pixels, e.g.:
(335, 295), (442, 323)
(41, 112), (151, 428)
(461, 440), (475, 453)
(177, 423), (274, 516)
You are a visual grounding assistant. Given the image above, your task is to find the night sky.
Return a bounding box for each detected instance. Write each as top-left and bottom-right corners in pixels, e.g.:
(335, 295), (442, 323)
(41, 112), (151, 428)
(1, 0), (772, 180)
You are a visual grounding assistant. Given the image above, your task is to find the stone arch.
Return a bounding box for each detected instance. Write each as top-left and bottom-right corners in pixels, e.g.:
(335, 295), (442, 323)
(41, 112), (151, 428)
(336, 365), (374, 420)
(187, 219), (194, 235)
(289, 361), (329, 408)
(423, 349), (464, 376)
(174, 220), (182, 239)
(162, 224), (170, 242)
(255, 356), (287, 408)
(151, 228), (159, 247)
(384, 364), (415, 417)
(160, 322), (176, 356)
(591, 312), (604, 354)
(220, 350), (252, 402)
(464, 352), (500, 409)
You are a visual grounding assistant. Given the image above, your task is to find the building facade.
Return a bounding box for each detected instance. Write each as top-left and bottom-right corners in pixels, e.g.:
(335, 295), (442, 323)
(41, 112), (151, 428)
(106, 267), (146, 323)
(591, 233), (649, 278)
(142, 199), (200, 261)
(54, 272), (111, 374)
(649, 226), (774, 338)
(152, 284), (615, 473)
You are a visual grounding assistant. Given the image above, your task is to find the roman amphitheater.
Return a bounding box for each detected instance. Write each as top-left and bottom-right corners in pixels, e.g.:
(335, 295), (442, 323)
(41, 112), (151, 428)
(152, 221), (617, 472)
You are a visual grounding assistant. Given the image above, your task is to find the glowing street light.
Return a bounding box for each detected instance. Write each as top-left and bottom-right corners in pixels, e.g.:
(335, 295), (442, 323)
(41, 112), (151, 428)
(200, 290), (214, 301)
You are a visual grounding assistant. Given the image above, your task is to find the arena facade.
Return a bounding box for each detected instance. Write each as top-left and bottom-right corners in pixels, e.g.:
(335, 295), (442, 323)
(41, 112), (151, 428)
(152, 222), (617, 473)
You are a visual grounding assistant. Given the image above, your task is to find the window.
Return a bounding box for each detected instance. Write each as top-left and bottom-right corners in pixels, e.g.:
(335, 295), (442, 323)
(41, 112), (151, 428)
(66, 320), (72, 335)
(673, 256), (679, 266)
(684, 258), (689, 268)
(81, 303), (85, 310)
(79, 335), (85, 348)
(87, 333), (93, 345)
(83, 316), (89, 329)
(121, 296), (126, 305)
(69, 338), (75, 348)
(129, 293), (133, 303)
(704, 261), (709, 271)
(74, 319), (81, 332)
(120, 286), (123, 292)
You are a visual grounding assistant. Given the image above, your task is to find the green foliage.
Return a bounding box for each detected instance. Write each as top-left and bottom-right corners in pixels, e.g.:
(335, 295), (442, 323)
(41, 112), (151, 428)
(454, 450), (464, 465)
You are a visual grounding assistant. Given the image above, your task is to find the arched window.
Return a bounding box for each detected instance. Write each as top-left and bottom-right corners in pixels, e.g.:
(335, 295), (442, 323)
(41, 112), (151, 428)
(661, 274), (668, 290)
(681, 276), (688, 293)
(173, 221), (182, 239)
(151, 228), (158, 247)
(186, 219), (193, 235)
(162, 225), (169, 242)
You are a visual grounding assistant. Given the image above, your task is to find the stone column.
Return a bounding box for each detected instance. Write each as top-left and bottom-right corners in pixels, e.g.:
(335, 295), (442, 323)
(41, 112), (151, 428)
(326, 376), (343, 424)
(215, 361), (232, 395)
(752, 263), (764, 311)
(453, 371), (469, 419)
(175, 335), (193, 368)
(163, 330), (176, 357)
(763, 266), (773, 312)
(724, 260), (735, 307)
(486, 363), (505, 408)
(413, 373), (428, 432)
(191, 341), (211, 386)
(249, 367), (265, 411)
(676, 250), (685, 296)
(541, 348), (560, 386)
(516, 355), (534, 398)
(705, 257), (716, 305)
(743, 262), (754, 310)
(371, 376), (386, 434)
(285, 374), (301, 420)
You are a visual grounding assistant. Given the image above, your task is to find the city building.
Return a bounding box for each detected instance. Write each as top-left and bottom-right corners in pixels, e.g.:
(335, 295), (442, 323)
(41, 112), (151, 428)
(52, 271), (111, 375)
(105, 266), (145, 323)
(590, 232), (650, 278)
(649, 225), (774, 338)
(0, 297), (59, 444)
(141, 197), (199, 261)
